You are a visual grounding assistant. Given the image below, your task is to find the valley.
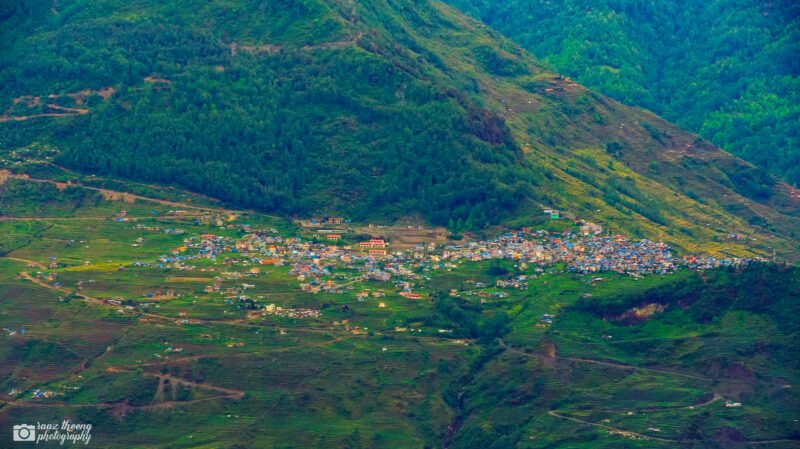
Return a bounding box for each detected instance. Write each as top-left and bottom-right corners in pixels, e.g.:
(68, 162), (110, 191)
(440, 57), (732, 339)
(0, 172), (797, 448)
(0, 0), (798, 447)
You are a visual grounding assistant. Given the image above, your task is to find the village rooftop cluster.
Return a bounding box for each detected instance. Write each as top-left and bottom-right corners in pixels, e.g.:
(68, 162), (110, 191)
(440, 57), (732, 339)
(124, 216), (761, 309)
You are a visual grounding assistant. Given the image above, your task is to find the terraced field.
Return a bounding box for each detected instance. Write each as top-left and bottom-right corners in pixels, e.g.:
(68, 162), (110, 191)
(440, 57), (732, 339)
(0, 177), (797, 448)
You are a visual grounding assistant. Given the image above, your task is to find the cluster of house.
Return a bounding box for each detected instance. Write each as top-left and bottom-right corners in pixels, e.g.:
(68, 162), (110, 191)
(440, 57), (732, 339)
(262, 303), (320, 318)
(681, 255), (754, 270)
(134, 223), (186, 235)
(537, 314), (555, 328)
(164, 344), (184, 353)
(32, 389), (60, 399)
(431, 230), (758, 276)
(2, 327), (25, 336)
(124, 219), (761, 311)
(427, 231), (678, 275)
(114, 210), (130, 222)
(308, 216), (346, 226)
(496, 275), (529, 290)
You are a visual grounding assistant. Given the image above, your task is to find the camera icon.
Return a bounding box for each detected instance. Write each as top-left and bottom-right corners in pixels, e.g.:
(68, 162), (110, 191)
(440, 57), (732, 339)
(13, 424), (36, 442)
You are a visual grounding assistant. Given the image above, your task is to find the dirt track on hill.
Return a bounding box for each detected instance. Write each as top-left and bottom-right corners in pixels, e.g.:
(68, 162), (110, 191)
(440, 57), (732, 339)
(1, 171), (232, 214)
(0, 367), (244, 412)
(500, 339), (797, 445)
(4, 256), (46, 269)
(546, 410), (677, 442)
(546, 411), (800, 446)
(228, 32), (364, 56)
(499, 340), (791, 387)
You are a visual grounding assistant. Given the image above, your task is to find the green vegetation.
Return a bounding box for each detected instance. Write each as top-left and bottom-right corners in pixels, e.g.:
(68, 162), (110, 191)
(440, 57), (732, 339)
(1, 0), (800, 260)
(446, 0), (800, 184)
(0, 1), (799, 447)
(0, 0), (536, 228)
(0, 186), (797, 448)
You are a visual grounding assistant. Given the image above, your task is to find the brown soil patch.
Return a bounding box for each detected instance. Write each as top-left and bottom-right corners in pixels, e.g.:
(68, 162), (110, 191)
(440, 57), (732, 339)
(1, 87), (114, 123)
(618, 303), (666, 322)
(228, 32), (363, 56)
(167, 276), (211, 282)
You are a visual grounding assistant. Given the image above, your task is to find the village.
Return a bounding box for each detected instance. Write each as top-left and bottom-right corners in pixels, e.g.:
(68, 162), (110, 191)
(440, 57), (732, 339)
(76, 209), (759, 321)
(3, 204), (781, 445)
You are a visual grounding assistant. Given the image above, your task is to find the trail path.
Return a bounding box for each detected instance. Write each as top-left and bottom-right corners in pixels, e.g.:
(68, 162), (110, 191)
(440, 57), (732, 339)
(547, 410), (676, 442)
(13, 265), (359, 339)
(0, 368), (244, 412)
(501, 340), (796, 445)
(499, 340), (712, 381)
(3, 173), (228, 213)
(107, 367), (245, 399)
(499, 340), (791, 387)
(0, 105), (87, 123)
(546, 412), (799, 446)
(229, 32), (363, 56)
(4, 256), (45, 269)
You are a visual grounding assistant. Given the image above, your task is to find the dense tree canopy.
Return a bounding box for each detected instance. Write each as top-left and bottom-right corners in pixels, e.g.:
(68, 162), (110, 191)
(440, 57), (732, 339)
(0, 0), (537, 227)
(2, 0), (800, 257)
(446, 0), (800, 184)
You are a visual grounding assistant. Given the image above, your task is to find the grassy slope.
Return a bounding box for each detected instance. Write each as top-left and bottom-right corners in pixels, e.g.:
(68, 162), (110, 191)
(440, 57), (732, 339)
(0, 186), (796, 448)
(0, 0), (799, 259)
(444, 0), (800, 186)
(379, 1), (800, 259)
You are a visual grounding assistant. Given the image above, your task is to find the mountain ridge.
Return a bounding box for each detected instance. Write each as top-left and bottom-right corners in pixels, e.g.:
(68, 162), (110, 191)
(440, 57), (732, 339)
(1, 0), (799, 258)
(444, 0), (800, 184)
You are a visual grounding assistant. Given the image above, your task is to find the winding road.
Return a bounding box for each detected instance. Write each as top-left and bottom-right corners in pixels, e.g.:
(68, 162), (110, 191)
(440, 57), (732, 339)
(500, 340), (797, 446)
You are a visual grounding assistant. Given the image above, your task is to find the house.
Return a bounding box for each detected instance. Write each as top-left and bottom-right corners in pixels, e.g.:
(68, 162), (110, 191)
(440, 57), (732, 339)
(368, 249), (387, 257)
(399, 292), (421, 299)
(326, 234), (341, 242)
(359, 239), (386, 249)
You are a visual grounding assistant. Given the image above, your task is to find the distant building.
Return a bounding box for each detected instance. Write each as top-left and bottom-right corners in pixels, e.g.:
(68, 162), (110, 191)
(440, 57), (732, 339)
(580, 222), (603, 235)
(399, 292), (421, 299)
(360, 239), (386, 249)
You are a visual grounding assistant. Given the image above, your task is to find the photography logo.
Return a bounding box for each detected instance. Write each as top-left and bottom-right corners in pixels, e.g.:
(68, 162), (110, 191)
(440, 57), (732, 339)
(12, 421), (92, 445)
(12, 424), (35, 442)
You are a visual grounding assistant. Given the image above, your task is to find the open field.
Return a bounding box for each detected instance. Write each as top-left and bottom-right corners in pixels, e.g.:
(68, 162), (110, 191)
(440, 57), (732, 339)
(0, 177), (797, 448)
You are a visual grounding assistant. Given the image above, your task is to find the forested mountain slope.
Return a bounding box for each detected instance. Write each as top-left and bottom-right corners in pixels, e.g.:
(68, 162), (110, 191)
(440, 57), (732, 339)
(1, 0), (799, 258)
(446, 0), (800, 185)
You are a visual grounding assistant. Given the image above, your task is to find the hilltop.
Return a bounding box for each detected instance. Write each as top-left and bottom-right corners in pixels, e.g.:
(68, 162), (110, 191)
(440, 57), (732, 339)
(1, 0), (800, 258)
(445, 0), (800, 184)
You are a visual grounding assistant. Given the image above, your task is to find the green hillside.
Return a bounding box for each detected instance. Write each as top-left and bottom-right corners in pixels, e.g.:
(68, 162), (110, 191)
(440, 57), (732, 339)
(449, 264), (800, 448)
(2, 0), (800, 258)
(0, 183), (797, 447)
(445, 0), (800, 184)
